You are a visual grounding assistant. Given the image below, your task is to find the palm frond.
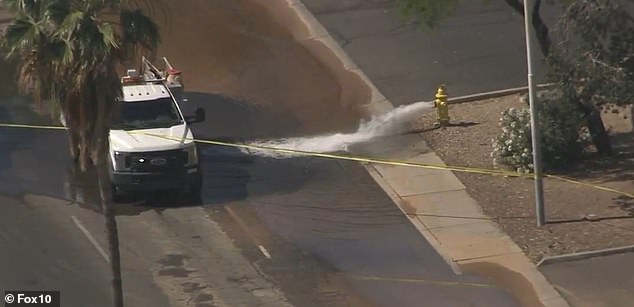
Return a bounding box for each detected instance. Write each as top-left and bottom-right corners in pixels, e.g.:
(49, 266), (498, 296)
(3, 0), (161, 168)
(120, 8), (160, 50)
(4, 0), (41, 15)
(59, 10), (83, 36)
(97, 22), (119, 49)
(4, 16), (39, 57)
(45, 0), (71, 25)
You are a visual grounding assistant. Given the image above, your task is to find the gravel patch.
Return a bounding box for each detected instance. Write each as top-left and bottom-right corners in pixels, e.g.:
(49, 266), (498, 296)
(415, 94), (634, 262)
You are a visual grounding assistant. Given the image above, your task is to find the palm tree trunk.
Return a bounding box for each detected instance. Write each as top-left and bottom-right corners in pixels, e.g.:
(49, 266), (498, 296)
(96, 139), (124, 307)
(65, 97), (81, 162)
(68, 125), (80, 162)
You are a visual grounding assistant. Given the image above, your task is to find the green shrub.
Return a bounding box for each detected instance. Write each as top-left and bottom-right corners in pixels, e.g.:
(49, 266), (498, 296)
(492, 95), (587, 173)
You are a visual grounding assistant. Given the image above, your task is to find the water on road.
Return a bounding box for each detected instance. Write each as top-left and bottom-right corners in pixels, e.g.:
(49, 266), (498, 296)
(248, 101), (434, 157)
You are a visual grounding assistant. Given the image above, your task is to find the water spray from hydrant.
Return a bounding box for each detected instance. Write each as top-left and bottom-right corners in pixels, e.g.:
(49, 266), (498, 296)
(248, 100), (434, 158)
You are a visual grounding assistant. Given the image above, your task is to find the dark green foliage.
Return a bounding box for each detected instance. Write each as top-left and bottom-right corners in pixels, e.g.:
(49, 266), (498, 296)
(549, 0), (634, 111)
(1, 0), (161, 168)
(547, 0), (634, 155)
(492, 93), (586, 172)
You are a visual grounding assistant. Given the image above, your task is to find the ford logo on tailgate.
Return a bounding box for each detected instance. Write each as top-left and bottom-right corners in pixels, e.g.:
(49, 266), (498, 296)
(150, 158), (167, 166)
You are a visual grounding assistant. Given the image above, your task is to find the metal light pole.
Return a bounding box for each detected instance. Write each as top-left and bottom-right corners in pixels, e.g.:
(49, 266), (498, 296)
(523, 0), (546, 226)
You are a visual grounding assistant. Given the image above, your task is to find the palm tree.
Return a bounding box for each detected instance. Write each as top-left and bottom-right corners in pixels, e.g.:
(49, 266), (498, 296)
(2, 1), (160, 306)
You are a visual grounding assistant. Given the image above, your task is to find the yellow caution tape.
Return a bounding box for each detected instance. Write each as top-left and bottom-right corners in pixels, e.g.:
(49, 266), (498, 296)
(0, 122), (67, 130)
(545, 174), (633, 198)
(347, 274), (494, 288)
(1, 122), (633, 199)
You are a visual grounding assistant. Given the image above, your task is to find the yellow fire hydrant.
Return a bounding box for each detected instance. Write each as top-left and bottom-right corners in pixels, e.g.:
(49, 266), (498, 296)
(434, 85), (450, 126)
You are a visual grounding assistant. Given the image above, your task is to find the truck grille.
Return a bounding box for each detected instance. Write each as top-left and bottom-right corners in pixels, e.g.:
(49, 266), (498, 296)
(129, 149), (186, 172)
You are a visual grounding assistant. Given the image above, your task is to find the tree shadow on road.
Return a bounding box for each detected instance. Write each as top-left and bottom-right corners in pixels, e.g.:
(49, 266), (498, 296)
(1, 90), (328, 216)
(181, 91), (304, 139)
(0, 105), (17, 173)
(65, 92), (316, 216)
(64, 145), (316, 216)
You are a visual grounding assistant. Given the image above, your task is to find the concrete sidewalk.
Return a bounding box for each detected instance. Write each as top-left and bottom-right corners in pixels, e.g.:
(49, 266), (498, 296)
(279, 1), (569, 306)
(364, 137), (568, 307)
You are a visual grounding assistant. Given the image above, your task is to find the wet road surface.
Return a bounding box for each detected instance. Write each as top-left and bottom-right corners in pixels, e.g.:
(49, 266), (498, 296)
(1, 92), (520, 306)
(1, 0), (523, 305)
(214, 152), (519, 306)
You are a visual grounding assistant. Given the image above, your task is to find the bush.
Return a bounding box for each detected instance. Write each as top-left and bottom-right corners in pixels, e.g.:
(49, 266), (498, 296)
(492, 95), (587, 173)
(492, 107), (533, 173)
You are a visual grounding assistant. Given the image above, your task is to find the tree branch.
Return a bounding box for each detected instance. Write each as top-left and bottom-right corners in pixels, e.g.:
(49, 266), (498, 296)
(532, 0), (551, 56)
(503, 0), (524, 15)
(503, 0), (551, 56)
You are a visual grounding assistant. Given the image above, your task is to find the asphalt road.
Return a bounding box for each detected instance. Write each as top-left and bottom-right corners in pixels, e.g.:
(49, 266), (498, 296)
(0, 92), (520, 306)
(540, 253), (634, 307)
(0, 123), (289, 306)
(302, 0), (558, 105)
(0, 195), (113, 307)
(0, 115), (173, 307)
(0, 0), (525, 305)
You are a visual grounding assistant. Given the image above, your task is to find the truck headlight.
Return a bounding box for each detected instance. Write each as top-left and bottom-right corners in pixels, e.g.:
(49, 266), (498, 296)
(184, 144), (198, 166)
(112, 151), (130, 171)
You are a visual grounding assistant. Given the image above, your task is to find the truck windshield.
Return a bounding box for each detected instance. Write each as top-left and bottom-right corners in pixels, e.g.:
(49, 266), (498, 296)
(112, 97), (183, 130)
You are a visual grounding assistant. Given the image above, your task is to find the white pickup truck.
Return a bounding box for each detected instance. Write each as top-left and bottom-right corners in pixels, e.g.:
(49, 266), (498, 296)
(107, 58), (205, 201)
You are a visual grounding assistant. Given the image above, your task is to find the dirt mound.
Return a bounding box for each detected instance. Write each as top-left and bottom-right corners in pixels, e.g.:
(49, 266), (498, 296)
(1, 1), (371, 137)
(152, 0), (369, 136)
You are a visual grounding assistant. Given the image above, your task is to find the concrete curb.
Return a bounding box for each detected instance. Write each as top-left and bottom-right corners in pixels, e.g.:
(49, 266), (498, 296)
(537, 245), (634, 267)
(278, 0), (461, 274)
(364, 164), (464, 276)
(449, 83), (555, 104)
(288, 2), (568, 307)
(412, 83), (556, 105)
(279, 0), (393, 116)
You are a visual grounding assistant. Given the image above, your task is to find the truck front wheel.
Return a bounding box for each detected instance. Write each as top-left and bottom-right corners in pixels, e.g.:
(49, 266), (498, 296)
(111, 185), (123, 203)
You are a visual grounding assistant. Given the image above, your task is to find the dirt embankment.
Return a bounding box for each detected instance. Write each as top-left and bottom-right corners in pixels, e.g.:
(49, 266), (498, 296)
(152, 0), (371, 136)
(3, 1), (372, 137)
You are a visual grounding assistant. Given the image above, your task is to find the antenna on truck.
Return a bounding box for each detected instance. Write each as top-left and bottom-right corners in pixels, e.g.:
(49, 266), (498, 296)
(122, 56), (184, 99)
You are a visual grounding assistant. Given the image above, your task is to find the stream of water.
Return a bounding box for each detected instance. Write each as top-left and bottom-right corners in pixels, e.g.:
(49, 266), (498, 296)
(248, 101), (434, 158)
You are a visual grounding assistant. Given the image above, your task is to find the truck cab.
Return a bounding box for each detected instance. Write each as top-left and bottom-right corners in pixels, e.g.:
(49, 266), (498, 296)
(108, 57), (205, 201)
